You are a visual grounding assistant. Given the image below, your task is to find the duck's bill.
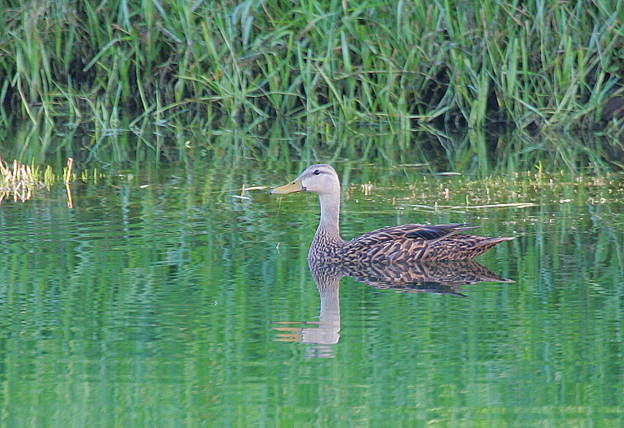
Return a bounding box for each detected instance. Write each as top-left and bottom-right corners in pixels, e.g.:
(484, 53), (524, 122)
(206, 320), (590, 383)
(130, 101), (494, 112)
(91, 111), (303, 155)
(270, 178), (305, 194)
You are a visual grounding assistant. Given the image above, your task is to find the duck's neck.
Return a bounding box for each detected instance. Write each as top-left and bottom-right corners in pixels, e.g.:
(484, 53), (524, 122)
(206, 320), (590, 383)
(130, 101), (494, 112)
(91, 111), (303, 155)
(310, 192), (344, 255)
(318, 192), (342, 238)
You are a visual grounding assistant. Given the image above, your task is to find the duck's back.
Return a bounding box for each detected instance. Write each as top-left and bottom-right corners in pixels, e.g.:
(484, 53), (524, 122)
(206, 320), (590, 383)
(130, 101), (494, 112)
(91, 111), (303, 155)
(341, 223), (513, 263)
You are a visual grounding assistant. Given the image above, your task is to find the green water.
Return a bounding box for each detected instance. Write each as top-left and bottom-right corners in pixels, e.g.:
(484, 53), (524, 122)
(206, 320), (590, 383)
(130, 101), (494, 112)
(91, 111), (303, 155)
(0, 159), (623, 427)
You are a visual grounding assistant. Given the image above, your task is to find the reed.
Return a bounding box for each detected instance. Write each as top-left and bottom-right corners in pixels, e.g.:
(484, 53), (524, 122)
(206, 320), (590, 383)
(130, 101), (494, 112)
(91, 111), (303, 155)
(1, 0), (623, 142)
(0, 154), (44, 203)
(0, 153), (78, 204)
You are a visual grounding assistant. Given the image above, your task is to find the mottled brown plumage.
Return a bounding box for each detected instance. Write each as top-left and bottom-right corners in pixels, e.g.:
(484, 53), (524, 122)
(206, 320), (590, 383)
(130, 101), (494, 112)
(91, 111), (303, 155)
(271, 164), (514, 263)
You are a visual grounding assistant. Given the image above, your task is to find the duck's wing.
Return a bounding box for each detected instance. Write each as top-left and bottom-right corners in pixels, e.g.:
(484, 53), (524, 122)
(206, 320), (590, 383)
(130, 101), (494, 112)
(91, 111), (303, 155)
(341, 223), (478, 263)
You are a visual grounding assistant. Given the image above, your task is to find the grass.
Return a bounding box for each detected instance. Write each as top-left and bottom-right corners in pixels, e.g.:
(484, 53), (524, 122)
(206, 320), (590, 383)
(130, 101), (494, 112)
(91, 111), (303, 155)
(0, 0), (623, 136)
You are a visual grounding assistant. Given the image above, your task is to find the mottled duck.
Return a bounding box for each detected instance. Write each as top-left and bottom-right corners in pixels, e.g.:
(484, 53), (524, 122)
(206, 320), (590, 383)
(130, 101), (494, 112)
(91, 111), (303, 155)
(270, 164), (514, 263)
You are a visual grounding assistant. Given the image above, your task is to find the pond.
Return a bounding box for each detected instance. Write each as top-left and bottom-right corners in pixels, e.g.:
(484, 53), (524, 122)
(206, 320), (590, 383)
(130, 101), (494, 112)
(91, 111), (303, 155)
(0, 139), (623, 426)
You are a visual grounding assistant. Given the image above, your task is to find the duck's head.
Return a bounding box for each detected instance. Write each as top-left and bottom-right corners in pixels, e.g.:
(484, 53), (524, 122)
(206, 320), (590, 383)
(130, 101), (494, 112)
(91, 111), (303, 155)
(270, 164), (339, 196)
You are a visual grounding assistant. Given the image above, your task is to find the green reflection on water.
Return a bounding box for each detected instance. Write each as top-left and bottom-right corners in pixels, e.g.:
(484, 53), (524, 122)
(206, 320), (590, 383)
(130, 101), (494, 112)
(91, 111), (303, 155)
(0, 158), (622, 427)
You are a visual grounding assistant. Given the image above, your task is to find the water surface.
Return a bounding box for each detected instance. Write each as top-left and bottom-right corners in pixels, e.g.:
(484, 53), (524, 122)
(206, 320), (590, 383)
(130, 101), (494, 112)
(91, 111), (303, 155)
(0, 160), (622, 427)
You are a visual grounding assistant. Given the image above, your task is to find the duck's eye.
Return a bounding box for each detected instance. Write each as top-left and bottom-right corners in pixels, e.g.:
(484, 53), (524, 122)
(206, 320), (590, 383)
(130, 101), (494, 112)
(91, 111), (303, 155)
(313, 170), (320, 175)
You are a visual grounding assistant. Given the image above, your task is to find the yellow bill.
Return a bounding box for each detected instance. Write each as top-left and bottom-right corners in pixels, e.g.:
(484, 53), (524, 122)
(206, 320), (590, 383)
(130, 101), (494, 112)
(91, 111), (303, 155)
(270, 177), (305, 194)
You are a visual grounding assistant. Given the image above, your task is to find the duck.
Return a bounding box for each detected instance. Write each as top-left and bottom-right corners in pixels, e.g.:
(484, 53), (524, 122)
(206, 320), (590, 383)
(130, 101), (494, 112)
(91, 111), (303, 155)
(270, 164), (514, 263)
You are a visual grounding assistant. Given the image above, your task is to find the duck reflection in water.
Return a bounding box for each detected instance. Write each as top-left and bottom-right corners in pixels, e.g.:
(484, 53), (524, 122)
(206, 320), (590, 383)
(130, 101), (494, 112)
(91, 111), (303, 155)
(273, 258), (514, 358)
